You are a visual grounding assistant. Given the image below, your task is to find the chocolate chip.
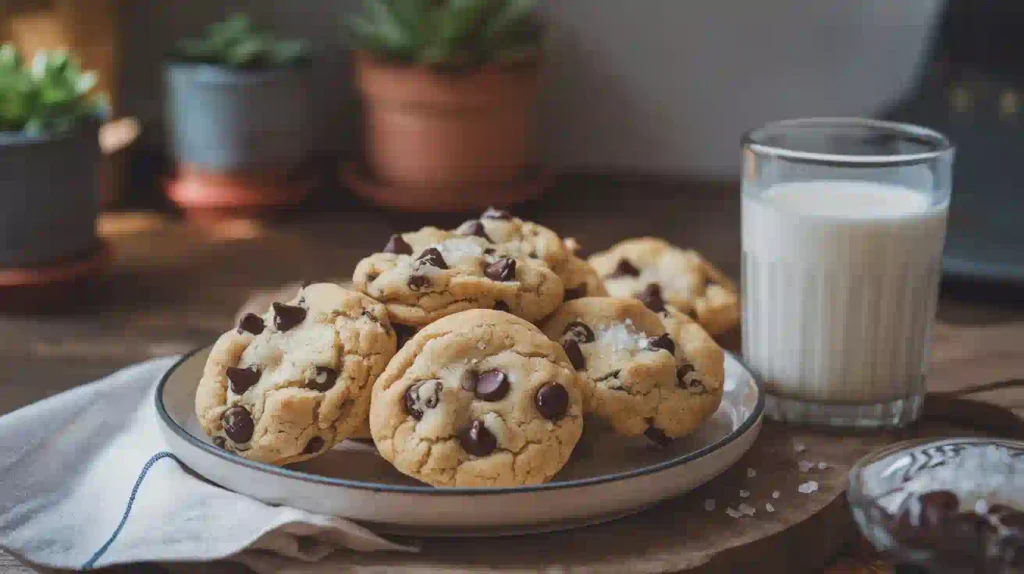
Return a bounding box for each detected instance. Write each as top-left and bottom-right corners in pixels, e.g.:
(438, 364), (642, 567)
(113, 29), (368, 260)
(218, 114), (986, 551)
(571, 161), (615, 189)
(308, 366), (339, 392)
(394, 324), (416, 348)
(637, 283), (666, 313)
(222, 406), (254, 443)
(989, 504), (1018, 518)
(677, 363), (696, 381)
(383, 234), (413, 255)
(482, 207), (512, 220)
(483, 248), (496, 256)
(404, 380), (442, 420)
(644, 425), (671, 447)
(562, 339), (585, 370)
(535, 382), (570, 421)
(460, 220), (492, 242)
(564, 321), (595, 344)
(213, 436), (226, 449)
(902, 490), (961, 530)
(273, 303), (307, 331)
(484, 258), (516, 281)
(303, 436), (325, 455)
(610, 258), (640, 278)
(647, 334), (675, 355)
(459, 419), (497, 456)
(238, 313), (265, 335)
(564, 285), (587, 300)
(1000, 512), (1024, 533)
(416, 247), (448, 269)
(408, 275), (430, 291)
(226, 366), (261, 394)
(596, 370), (621, 382)
(474, 370), (509, 401)
(493, 301), (510, 312)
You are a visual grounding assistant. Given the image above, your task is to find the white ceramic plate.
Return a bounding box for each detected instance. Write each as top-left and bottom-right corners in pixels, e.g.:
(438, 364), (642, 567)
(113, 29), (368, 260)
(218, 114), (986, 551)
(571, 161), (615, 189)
(157, 347), (763, 537)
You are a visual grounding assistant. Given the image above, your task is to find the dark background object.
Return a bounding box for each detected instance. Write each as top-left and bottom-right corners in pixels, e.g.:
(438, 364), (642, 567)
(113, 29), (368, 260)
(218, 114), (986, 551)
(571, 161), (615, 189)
(885, 0), (1024, 285)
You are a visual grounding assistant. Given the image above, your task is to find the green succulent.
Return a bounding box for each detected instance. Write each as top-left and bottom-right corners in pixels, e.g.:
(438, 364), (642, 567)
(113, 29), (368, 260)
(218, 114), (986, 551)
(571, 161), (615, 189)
(173, 13), (312, 69)
(348, 0), (543, 70)
(0, 44), (108, 136)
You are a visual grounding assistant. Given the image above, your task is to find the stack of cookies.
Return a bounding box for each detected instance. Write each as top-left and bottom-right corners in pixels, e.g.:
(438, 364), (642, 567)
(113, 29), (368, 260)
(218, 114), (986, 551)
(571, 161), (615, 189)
(195, 209), (740, 488)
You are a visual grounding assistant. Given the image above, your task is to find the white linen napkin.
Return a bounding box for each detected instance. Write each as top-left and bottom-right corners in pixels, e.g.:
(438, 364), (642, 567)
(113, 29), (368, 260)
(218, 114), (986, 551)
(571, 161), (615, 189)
(0, 357), (414, 571)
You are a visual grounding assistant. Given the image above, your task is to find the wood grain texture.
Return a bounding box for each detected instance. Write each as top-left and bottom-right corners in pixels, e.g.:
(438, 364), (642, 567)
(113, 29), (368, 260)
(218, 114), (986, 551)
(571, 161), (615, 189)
(0, 177), (1021, 573)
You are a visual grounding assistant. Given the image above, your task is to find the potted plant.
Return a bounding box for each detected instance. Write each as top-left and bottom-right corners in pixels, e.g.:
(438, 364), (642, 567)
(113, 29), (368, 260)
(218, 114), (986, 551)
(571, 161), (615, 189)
(345, 0), (547, 212)
(165, 14), (314, 218)
(0, 44), (107, 270)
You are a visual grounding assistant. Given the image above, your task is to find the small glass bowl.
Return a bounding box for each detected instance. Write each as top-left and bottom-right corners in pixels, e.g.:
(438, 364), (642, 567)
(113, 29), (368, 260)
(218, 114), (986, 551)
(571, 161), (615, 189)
(849, 438), (1024, 573)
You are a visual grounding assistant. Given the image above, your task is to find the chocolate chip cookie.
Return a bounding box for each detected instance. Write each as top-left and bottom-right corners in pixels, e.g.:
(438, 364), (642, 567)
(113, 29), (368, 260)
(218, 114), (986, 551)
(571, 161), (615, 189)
(196, 283), (397, 465)
(541, 297), (724, 444)
(587, 238), (739, 335)
(353, 224), (564, 327)
(369, 309), (585, 487)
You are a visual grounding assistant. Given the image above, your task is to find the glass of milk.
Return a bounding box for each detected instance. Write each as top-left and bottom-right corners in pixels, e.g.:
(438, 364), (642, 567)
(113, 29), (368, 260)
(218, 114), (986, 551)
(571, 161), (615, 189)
(741, 118), (954, 428)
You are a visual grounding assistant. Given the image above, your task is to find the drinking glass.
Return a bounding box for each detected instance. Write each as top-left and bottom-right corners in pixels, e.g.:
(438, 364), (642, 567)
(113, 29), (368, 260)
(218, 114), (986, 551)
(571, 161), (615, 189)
(741, 118), (954, 428)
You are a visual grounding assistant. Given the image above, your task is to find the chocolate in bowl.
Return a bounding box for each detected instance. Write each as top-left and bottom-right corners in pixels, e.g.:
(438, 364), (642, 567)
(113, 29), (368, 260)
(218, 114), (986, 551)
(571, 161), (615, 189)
(849, 438), (1024, 572)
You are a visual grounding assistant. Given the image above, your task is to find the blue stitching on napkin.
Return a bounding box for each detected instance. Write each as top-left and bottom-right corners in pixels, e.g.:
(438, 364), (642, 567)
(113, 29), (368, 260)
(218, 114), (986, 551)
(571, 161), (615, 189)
(83, 451), (181, 570)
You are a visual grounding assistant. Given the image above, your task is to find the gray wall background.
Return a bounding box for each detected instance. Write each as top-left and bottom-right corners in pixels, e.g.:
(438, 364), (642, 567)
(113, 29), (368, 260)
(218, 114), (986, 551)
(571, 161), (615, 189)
(121, 0), (945, 179)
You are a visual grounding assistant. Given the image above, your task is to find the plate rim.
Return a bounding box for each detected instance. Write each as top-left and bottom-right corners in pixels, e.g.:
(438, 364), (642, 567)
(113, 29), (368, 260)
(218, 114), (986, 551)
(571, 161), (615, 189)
(156, 344), (765, 496)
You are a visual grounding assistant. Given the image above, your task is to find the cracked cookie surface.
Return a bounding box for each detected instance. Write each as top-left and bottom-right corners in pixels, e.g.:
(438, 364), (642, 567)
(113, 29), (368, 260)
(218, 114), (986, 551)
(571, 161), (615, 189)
(196, 283), (397, 465)
(369, 309), (585, 487)
(353, 223), (564, 327)
(587, 237), (739, 335)
(541, 297), (724, 443)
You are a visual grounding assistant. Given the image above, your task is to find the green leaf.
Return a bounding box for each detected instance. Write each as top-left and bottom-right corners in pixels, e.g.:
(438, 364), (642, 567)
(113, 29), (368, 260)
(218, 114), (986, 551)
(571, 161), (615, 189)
(365, 0), (416, 54)
(481, 0), (538, 47)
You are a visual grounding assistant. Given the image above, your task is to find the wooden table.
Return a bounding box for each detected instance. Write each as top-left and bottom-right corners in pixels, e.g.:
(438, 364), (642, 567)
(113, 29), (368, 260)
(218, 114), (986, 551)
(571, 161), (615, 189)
(1, 176), (1022, 573)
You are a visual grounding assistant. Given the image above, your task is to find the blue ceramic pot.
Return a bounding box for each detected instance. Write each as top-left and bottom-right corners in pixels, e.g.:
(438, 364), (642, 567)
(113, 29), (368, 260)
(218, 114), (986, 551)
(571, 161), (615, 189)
(165, 63), (313, 173)
(0, 127), (101, 267)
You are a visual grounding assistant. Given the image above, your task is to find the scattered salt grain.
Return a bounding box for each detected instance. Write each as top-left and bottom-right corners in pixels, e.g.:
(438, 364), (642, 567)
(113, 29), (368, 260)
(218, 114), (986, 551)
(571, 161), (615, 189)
(739, 490), (750, 498)
(738, 503), (756, 516)
(793, 441), (807, 453)
(704, 499), (716, 512)
(765, 502), (775, 513)
(817, 462), (829, 470)
(798, 460), (815, 472)
(772, 491), (780, 499)
(596, 319), (647, 352)
(798, 481), (819, 494)
(746, 468), (757, 478)
(725, 507), (744, 519)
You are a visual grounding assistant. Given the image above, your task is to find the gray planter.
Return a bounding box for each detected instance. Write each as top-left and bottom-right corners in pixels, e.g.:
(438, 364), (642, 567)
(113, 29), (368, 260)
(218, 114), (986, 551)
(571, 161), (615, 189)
(165, 63), (313, 173)
(0, 127), (101, 268)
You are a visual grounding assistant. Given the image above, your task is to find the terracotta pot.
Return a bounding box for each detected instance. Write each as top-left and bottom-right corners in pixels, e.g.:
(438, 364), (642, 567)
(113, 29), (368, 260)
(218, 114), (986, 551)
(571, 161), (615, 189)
(355, 52), (540, 189)
(165, 165), (312, 222)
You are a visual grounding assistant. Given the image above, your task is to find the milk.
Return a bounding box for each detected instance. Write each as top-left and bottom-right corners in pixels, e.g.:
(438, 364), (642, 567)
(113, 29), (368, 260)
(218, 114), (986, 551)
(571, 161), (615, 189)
(742, 180), (948, 406)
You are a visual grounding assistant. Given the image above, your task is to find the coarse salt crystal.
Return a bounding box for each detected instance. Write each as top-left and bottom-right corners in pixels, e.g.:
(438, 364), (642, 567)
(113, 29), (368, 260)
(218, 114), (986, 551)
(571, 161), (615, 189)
(798, 481), (819, 494)
(746, 468), (757, 478)
(739, 490), (750, 498)
(738, 503), (756, 516)
(793, 442), (807, 453)
(436, 238), (484, 266)
(725, 508), (744, 519)
(765, 502), (775, 513)
(596, 319), (647, 353)
(798, 460), (815, 472)
(772, 491), (780, 499)
(704, 499), (716, 511)
(817, 462), (829, 470)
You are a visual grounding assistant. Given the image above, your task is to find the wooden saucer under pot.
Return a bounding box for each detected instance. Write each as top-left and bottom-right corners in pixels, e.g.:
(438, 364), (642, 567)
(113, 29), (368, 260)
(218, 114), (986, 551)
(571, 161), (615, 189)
(0, 241), (112, 313)
(165, 167), (314, 223)
(341, 162), (553, 213)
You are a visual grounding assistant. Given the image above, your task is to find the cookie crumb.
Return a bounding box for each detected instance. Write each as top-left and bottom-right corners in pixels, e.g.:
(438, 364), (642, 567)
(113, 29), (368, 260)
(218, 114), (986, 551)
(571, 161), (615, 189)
(765, 502), (775, 513)
(704, 499), (716, 512)
(772, 490), (781, 499)
(725, 507), (744, 519)
(739, 489), (750, 498)
(817, 462), (829, 470)
(798, 481), (819, 494)
(793, 441), (807, 453)
(798, 460), (815, 472)
(738, 503), (756, 516)
(746, 468), (757, 478)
